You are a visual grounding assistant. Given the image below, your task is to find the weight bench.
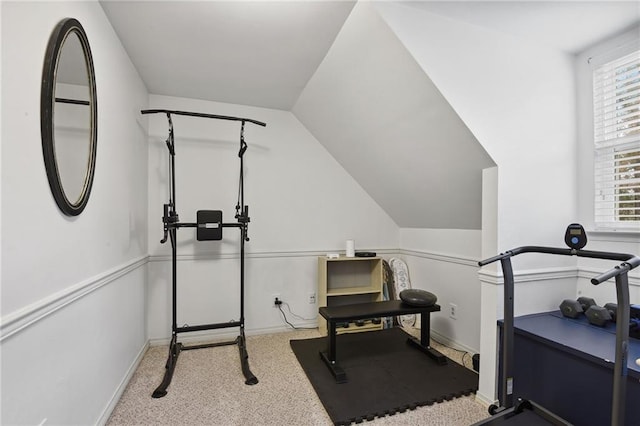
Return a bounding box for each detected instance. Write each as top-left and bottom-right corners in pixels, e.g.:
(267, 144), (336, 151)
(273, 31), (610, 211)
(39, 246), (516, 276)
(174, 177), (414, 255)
(318, 300), (446, 383)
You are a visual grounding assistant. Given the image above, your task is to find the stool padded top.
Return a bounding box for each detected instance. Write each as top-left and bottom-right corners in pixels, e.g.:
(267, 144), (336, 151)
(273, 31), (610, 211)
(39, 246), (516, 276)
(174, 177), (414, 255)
(399, 289), (437, 307)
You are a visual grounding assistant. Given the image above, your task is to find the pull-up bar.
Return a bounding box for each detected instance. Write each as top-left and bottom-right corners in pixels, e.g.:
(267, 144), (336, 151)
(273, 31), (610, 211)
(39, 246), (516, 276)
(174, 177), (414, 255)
(141, 108), (267, 127)
(145, 107), (265, 398)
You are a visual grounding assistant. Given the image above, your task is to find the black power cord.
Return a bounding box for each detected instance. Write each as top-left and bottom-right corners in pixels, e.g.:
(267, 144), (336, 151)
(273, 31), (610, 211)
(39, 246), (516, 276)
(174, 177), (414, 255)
(430, 336), (473, 369)
(277, 301), (316, 330)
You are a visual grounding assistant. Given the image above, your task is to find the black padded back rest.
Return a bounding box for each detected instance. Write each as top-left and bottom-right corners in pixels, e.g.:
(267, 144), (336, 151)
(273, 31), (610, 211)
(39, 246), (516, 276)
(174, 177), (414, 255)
(197, 210), (223, 241)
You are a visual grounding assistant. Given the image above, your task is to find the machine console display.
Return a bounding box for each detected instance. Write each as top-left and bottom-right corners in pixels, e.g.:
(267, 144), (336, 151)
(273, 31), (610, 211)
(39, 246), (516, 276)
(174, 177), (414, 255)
(564, 223), (587, 250)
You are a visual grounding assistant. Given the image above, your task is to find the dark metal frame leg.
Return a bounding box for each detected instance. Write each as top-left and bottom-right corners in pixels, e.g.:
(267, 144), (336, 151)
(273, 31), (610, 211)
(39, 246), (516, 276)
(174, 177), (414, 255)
(406, 311), (447, 365)
(152, 224), (181, 398)
(319, 320), (347, 383)
(238, 327), (258, 385)
(152, 335), (182, 398)
(236, 222), (258, 386)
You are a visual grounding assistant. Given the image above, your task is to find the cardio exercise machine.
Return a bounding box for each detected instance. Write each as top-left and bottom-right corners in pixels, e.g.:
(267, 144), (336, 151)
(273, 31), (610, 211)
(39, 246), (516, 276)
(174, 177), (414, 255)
(474, 224), (640, 425)
(142, 108), (266, 398)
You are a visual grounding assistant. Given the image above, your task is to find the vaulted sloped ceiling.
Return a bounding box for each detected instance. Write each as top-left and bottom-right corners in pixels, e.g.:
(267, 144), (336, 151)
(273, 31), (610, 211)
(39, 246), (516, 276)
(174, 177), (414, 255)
(100, 0), (357, 110)
(101, 2), (636, 230)
(292, 2), (496, 229)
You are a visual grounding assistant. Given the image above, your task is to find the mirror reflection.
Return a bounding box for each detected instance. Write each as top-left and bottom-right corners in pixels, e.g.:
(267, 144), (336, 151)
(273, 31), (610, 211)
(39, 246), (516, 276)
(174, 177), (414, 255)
(54, 31), (91, 204)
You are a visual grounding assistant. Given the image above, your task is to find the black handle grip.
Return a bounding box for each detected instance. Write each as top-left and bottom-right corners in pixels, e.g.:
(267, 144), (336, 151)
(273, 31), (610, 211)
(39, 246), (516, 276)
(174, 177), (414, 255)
(238, 141), (247, 158)
(591, 256), (640, 285)
(479, 251), (513, 267)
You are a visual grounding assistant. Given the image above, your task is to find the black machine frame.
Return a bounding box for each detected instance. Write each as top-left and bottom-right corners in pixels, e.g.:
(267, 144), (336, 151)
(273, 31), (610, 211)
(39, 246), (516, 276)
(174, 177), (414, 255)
(475, 234), (640, 425)
(141, 108), (266, 398)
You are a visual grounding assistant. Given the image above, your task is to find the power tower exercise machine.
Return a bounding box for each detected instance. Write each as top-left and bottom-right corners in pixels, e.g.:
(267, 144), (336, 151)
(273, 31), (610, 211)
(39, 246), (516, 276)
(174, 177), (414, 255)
(474, 224), (640, 425)
(141, 108), (266, 398)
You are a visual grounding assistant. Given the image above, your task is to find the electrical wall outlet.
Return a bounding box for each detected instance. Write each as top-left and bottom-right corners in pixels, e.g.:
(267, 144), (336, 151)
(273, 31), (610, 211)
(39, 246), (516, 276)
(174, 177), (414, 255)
(272, 294), (281, 308)
(308, 292), (316, 304)
(449, 303), (458, 320)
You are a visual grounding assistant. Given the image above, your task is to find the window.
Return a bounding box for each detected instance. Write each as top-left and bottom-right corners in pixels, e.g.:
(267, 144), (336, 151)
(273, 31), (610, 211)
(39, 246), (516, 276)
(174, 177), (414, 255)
(593, 48), (640, 229)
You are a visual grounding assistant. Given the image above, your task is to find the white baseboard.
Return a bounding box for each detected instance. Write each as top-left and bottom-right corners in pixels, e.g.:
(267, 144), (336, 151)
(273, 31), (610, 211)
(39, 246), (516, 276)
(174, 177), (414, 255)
(474, 391), (497, 408)
(97, 341), (149, 426)
(430, 328), (477, 355)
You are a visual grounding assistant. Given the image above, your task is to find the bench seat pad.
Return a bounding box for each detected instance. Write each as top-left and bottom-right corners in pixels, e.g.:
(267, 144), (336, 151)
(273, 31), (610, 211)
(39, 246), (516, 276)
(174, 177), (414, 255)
(399, 289), (437, 307)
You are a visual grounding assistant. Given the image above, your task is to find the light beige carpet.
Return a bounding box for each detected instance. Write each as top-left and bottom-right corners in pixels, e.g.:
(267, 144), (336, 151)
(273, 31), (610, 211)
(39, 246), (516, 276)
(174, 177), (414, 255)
(107, 328), (490, 425)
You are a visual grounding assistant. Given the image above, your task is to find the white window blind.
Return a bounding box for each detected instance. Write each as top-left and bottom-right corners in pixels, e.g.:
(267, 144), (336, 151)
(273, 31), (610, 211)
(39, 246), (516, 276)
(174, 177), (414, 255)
(593, 48), (640, 229)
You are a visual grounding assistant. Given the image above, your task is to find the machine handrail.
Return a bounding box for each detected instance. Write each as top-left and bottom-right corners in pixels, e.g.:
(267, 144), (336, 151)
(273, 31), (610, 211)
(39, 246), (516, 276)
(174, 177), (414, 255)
(479, 246), (635, 267)
(591, 255), (640, 284)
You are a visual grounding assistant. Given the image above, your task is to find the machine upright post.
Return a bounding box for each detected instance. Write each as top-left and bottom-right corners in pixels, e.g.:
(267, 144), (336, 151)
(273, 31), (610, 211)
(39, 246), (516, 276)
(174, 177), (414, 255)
(612, 271), (630, 426)
(171, 228), (177, 337)
(240, 224), (245, 324)
(500, 257), (515, 410)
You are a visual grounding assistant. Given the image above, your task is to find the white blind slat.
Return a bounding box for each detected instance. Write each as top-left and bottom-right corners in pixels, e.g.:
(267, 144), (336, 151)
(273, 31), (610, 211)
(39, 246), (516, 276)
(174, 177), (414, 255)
(593, 47), (640, 229)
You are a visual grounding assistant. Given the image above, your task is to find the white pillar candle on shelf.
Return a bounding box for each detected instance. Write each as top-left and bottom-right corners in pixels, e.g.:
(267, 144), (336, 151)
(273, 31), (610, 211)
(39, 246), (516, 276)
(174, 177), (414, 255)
(346, 239), (355, 257)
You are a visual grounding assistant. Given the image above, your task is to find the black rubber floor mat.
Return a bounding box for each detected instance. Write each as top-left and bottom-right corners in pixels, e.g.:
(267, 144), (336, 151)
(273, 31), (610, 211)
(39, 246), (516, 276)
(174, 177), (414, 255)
(290, 327), (478, 425)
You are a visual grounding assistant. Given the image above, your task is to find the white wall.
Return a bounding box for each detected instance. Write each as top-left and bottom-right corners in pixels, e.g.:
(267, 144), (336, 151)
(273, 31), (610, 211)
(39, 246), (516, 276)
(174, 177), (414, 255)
(376, 1), (578, 255)
(1, 1), (148, 424)
(145, 94), (399, 341)
(398, 228), (483, 352)
(375, 2), (579, 404)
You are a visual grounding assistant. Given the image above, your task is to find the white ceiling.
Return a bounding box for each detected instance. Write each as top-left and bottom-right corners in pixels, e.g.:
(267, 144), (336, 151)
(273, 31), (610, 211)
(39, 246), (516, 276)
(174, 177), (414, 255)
(99, 0), (356, 110)
(100, 0), (639, 229)
(101, 1), (639, 111)
(402, 1), (639, 54)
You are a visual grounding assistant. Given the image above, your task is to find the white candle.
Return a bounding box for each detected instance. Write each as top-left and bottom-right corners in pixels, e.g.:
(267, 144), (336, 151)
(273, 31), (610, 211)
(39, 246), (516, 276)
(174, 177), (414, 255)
(346, 239), (355, 257)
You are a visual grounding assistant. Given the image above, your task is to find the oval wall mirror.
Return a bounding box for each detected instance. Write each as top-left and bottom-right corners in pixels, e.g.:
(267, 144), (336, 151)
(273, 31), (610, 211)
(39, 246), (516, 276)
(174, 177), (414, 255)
(41, 18), (97, 216)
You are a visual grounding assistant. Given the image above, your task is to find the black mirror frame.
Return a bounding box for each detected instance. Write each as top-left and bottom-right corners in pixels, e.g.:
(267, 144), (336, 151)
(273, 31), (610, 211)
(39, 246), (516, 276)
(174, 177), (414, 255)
(41, 18), (97, 216)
